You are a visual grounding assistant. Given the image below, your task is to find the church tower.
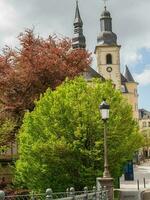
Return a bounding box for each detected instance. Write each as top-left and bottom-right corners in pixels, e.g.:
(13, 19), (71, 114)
(95, 6), (121, 89)
(122, 65), (139, 119)
(72, 0), (86, 49)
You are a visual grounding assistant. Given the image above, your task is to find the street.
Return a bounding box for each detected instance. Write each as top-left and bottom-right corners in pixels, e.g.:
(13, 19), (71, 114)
(117, 160), (150, 199)
(120, 160), (150, 190)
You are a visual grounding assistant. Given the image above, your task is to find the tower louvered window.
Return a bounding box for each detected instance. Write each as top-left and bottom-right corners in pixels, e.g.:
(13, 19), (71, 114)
(106, 54), (112, 64)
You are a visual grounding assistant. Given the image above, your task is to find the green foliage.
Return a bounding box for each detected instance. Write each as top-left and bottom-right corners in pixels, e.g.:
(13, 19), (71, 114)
(0, 118), (16, 147)
(15, 77), (142, 191)
(141, 128), (150, 149)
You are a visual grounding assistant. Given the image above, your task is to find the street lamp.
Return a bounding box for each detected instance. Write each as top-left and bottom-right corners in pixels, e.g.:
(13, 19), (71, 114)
(99, 99), (110, 178)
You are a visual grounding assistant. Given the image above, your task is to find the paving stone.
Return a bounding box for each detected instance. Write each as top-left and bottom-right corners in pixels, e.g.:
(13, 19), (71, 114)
(119, 190), (140, 200)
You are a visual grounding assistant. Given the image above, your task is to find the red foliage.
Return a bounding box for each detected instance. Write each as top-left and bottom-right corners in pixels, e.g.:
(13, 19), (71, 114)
(0, 29), (92, 118)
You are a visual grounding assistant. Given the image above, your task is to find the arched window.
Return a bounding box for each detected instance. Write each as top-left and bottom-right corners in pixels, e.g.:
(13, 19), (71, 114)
(121, 85), (126, 93)
(106, 54), (112, 64)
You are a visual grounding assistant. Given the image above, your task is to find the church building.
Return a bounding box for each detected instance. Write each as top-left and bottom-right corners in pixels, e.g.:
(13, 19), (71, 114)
(0, 0), (143, 185)
(72, 1), (139, 120)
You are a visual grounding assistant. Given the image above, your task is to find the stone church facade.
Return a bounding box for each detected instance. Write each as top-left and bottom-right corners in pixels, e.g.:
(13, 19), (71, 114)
(72, 1), (139, 120)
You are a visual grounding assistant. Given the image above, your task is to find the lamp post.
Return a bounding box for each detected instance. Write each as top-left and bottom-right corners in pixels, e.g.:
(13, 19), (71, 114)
(96, 99), (114, 200)
(99, 99), (110, 178)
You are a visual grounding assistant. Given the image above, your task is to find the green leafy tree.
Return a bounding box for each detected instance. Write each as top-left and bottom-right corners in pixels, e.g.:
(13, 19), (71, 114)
(15, 77), (142, 191)
(0, 117), (16, 148)
(141, 128), (150, 158)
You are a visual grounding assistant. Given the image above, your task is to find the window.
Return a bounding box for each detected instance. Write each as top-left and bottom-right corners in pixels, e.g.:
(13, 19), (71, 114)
(121, 85), (126, 93)
(106, 54), (112, 64)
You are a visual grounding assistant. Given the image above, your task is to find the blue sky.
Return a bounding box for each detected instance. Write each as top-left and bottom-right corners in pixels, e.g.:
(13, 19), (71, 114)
(0, 0), (149, 110)
(132, 48), (150, 110)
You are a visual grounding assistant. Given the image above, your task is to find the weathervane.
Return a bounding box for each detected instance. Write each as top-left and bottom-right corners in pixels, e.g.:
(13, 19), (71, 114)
(102, 0), (109, 9)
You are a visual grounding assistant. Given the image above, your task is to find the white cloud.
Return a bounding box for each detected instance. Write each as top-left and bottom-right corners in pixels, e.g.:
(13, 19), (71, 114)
(0, 1), (17, 30)
(121, 47), (143, 67)
(0, 0), (150, 68)
(135, 69), (150, 86)
(106, 0), (150, 67)
(2, 35), (18, 47)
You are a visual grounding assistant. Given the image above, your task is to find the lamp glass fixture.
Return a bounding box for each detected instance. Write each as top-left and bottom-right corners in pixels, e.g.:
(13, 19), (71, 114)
(99, 100), (110, 120)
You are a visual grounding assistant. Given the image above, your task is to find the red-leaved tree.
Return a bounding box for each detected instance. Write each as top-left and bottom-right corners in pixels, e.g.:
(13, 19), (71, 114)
(0, 29), (92, 123)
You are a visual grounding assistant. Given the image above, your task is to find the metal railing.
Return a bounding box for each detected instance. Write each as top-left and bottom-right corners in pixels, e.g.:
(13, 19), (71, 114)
(0, 187), (108, 200)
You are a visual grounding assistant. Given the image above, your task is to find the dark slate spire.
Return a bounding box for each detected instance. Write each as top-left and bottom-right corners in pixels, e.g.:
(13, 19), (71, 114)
(72, 0), (86, 49)
(97, 6), (117, 45)
(101, 6), (112, 31)
(124, 65), (135, 82)
(74, 0), (82, 25)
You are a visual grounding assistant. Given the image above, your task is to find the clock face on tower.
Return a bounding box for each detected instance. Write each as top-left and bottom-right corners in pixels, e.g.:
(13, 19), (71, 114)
(106, 66), (112, 73)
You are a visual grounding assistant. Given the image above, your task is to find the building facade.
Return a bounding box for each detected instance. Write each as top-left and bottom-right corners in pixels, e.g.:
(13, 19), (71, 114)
(72, 1), (139, 120)
(139, 109), (150, 158)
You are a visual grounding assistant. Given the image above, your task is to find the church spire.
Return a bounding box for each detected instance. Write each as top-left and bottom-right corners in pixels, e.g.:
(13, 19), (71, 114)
(74, 0), (82, 25)
(72, 1), (86, 49)
(124, 65), (135, 82)
(100, 6), (112, 32)
(97, 6), (117, 45)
